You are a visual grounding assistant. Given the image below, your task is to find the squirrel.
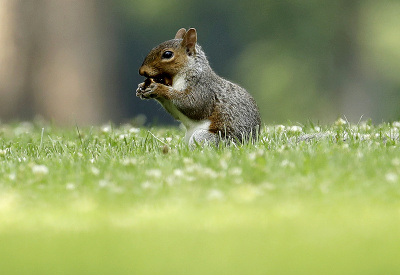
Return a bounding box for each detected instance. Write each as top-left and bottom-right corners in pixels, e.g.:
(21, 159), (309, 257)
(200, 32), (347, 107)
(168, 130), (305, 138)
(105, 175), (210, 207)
(136, 28), (261, 146)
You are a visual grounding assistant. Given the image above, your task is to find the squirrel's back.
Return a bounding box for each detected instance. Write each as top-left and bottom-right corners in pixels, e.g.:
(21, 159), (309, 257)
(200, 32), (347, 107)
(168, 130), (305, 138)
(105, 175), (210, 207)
(208, 77), (261, 142)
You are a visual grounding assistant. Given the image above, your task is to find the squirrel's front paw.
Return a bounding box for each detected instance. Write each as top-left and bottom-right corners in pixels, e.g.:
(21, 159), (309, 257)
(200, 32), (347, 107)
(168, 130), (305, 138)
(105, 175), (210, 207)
(139, 83), (159, 99)
(136, 82), (145, 97)
(136, 80), (155, 99)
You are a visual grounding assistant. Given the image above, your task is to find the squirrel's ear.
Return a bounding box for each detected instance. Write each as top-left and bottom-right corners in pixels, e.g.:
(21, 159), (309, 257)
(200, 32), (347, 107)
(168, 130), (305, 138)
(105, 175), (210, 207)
(175, 28), (186, 39)
(181, 28), (197, 56)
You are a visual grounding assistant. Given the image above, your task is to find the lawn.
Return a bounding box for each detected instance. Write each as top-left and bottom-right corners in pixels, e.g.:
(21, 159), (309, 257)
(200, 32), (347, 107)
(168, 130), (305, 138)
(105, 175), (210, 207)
(0, 119), (399, 274)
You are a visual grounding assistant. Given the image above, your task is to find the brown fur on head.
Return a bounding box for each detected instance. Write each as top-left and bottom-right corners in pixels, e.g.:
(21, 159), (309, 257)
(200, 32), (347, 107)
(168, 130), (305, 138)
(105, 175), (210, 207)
(139, 28), (197, 87)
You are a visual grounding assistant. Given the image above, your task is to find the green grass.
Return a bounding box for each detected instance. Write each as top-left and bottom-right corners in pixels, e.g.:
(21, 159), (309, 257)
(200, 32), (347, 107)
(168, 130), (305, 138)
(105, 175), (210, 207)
(0, 119), (399, 274)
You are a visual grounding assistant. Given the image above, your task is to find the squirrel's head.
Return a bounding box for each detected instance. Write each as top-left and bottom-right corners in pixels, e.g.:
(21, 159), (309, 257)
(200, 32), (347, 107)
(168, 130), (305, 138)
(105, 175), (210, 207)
(139, 28), (198, 86)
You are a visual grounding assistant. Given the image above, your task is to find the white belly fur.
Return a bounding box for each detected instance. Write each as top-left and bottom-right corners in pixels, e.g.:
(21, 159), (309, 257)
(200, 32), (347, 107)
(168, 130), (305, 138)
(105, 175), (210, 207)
(158, 99), (211, 143)
(157, 74), (211, 143)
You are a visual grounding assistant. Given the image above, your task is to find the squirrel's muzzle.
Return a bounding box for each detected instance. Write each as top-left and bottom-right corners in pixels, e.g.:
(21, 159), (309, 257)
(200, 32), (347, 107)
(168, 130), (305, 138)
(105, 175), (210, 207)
(139, 66), (149, 77)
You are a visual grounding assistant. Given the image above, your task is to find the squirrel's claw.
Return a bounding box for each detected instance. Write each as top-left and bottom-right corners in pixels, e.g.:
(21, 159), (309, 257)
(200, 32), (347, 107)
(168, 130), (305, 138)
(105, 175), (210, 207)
(135, 83), (146, 99)
(141, 90), (157, 99)
(136, 82), (158, 99)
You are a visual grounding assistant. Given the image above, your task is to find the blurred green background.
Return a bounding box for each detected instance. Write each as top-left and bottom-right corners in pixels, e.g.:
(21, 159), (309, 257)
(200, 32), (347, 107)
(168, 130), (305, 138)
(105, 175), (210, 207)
(0, 0), (399, 125)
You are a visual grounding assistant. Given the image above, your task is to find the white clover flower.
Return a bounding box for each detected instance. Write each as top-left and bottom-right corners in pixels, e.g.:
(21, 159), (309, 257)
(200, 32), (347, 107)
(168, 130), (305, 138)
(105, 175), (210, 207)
(265, 126), (274, 133)
(385, 173), (398, 183)
(119, 134), (129, 140)
(362, 134), (371, 140)
(351, 125), (359, 131)
(173, 169), (184, 177)
(219, 159), (228, 170)
(275, 125), (286, 132)
(230, 167), (242, 176)
(183, 158), (194, 164)
(129, 127), (140, 134)
(288, 126), (303, 133)
(121, 158), (137, 166)
(248, 153), (257, 161)
(223, 151), (232, 159)
(277, 145), (286, 153)
(66, 183), (76, 190)
(0, 149), (7, 156)
(101, 125), (112, 133)
(141, 181), (159, 190)
(99, 180), (109, 188)
(257, 149), (265, 156)
(335, 118), (347, 126)
(32, 165), (49, 175)
(185, 164), (198, 173)
(91, 167), (100, 175)
(146, 169), (162, 178)
(14, 122), (34, 135)
(393, 121), (400, 128)
(203, 168), (218, 179)
(359, 122), (371, 131)
(8, 173), (16, 181)
(164, 137), (173, 143)
(280, 160), (295, 168)
(392, 158), (400, 167)
(207, 189), (225, 201)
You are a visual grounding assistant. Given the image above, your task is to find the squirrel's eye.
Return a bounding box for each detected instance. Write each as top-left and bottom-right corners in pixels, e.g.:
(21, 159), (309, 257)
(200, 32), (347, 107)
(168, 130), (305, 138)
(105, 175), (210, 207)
(162, 51), (174, 59)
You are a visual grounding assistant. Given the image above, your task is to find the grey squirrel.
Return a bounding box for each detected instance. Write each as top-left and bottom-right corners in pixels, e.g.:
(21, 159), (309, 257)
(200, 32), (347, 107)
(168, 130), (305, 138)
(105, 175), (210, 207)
(136, 28), (261, 146)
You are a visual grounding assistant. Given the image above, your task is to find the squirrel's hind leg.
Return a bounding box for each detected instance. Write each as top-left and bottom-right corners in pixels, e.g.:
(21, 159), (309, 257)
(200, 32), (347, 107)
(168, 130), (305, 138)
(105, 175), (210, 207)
(188, 130), (218, 149)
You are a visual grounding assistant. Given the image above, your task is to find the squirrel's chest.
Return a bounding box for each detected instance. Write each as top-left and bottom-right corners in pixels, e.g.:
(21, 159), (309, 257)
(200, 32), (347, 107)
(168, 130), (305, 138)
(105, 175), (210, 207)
(157, 98), (211, 142)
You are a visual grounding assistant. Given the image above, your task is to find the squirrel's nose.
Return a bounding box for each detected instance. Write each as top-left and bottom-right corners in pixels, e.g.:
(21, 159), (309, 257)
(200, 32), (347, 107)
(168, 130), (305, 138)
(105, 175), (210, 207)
(139, 66), (149, 77)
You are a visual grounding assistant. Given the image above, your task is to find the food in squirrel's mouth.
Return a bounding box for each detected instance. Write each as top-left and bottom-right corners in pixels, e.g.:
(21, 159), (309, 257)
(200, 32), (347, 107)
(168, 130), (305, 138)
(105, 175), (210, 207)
(145, 76), (172, 86)
(137, 77), (172, 97)
(153, 77), (165, 84)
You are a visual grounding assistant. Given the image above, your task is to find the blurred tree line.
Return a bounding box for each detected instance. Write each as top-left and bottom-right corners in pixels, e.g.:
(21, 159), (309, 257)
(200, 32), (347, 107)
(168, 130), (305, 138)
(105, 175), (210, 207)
(0, 0), (399, 125)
